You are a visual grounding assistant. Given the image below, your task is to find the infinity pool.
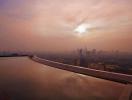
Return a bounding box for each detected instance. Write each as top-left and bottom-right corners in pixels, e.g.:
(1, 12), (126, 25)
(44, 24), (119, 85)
(0, 57), (125, 100)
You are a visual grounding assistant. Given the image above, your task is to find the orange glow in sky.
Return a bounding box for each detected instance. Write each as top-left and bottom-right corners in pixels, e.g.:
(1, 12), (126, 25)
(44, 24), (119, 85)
(0, 0), (132, 52)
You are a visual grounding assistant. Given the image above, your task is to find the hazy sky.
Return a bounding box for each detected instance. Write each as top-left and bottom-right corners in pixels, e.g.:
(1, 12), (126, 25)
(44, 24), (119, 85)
(0, 0), (132, 53)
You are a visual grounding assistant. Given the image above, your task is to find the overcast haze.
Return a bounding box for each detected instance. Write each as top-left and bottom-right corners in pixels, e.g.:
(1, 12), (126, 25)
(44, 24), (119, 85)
(0, 0), (132, 53)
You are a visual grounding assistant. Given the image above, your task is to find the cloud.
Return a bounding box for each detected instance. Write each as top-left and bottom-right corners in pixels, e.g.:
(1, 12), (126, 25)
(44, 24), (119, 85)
(0, 0), (132, 52)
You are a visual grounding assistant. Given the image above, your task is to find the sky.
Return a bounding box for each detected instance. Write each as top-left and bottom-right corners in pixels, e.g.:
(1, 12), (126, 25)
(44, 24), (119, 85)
(0, 0), (132, 53)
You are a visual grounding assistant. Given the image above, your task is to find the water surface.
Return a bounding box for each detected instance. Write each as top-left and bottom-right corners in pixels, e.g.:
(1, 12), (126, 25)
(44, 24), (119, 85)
(0, 57), (125, 100)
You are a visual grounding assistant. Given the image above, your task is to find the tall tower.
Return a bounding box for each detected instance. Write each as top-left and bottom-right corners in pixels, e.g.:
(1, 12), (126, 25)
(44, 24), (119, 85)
(78, 49), (84, 66)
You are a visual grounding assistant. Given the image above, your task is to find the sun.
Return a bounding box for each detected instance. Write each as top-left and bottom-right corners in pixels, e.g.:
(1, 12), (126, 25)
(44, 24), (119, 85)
(74, 23), (90, 37)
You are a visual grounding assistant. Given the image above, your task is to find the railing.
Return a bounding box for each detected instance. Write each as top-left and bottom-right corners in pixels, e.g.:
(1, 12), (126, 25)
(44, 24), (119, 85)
(31, 55), (132, 84)
(31, 55), (132, 100)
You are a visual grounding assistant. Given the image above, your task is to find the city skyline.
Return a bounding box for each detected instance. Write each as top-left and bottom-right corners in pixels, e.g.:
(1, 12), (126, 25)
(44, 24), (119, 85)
(0, 0), (132, 53)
